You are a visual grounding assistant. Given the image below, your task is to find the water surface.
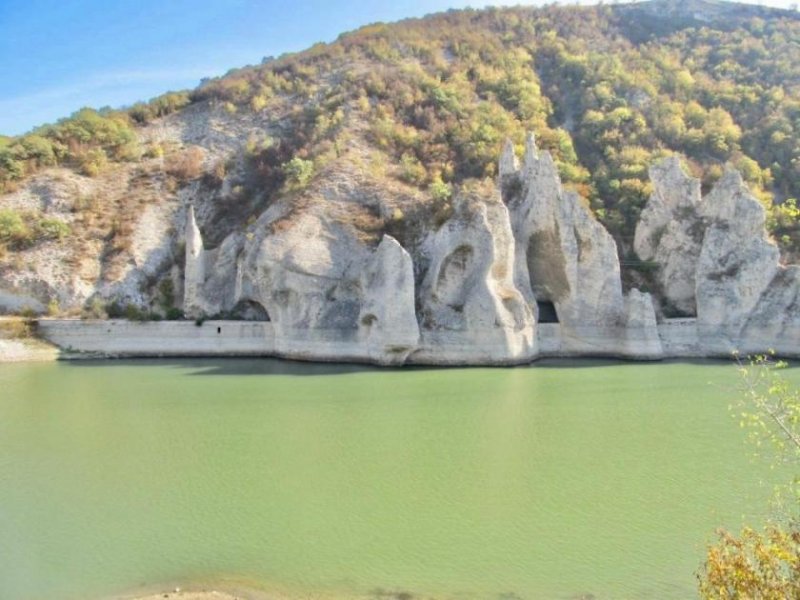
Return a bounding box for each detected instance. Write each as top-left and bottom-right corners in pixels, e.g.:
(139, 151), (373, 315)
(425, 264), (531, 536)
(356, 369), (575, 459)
(0, 359), (793, 600)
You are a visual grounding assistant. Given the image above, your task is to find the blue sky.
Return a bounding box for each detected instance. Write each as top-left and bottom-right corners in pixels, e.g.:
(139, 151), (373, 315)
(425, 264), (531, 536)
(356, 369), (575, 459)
(0, 0), (797, 136)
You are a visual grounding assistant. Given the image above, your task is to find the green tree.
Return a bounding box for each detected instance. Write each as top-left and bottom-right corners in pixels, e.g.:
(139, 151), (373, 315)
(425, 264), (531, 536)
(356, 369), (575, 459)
(698, 356), (800, 599)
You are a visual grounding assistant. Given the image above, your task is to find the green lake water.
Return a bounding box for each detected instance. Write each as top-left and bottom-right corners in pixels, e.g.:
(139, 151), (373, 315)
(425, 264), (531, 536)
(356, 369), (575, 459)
(0, 358), (796, 600)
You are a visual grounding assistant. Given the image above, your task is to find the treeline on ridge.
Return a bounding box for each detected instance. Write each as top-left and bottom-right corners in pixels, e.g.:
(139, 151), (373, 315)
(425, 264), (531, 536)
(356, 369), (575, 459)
(1, 2), (799, 258)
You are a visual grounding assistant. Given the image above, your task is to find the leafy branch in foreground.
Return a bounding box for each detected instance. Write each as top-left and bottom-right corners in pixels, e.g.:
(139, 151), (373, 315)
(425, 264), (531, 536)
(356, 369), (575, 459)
(697, 355), (800, 599)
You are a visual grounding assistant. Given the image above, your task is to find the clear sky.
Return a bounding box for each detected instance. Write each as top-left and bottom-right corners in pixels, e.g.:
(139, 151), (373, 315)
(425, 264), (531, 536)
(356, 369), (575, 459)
(0, 0), (797, 136)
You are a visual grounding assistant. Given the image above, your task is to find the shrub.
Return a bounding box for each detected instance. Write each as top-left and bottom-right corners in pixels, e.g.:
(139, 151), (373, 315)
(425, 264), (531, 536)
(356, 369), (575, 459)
(36, 217), (70, 241)
(429, 176), (453, 202)
(165, 307), (184, 320)
(83, 297), (107, 319)
(399, 152), (427, 185)
(0, 209), (31, 246)
(282, 157), (314, 187)
(79, 148), (108, 177)
(46, 298), (60, 316)
(123, 303), (148, 322)
(167, 146), (205, 181)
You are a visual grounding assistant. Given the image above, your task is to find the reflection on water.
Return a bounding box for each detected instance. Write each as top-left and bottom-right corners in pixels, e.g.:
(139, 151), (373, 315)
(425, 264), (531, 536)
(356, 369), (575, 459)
(0, 359), (794, 600)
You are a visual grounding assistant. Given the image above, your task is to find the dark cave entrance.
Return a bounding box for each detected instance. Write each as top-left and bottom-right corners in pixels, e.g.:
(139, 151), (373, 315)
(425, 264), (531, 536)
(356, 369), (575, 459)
(230, 299), (271, 321)
(536, 301), (559, 324)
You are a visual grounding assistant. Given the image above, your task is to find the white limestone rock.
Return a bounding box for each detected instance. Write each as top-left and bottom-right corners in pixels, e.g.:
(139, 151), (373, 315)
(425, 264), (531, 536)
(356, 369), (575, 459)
(358, 235), (420, 365)
(183, 205), (206, 318)
(413, 183), (536, 364)
(634, 158), (800, 357)
(502, 135), (662, 358)
(498, 139), (519, 179)
(240, 211), (367, 332)
(740, 266), (800, 357)
(634, 157), (704, 315)
(695, 168), (780, 350)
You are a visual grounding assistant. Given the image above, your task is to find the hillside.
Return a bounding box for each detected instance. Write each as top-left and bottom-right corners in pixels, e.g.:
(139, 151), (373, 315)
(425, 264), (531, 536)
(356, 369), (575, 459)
(1, 0), (800, 318)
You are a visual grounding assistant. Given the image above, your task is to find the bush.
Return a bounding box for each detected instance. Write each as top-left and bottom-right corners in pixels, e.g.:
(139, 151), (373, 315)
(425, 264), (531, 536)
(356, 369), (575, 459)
(79, 148), (108, 177)
(36, 217), (70, 241)
(429, 176), (453, 202)
(282, 157), (314, 187)
(698, 357), (800, 598)
(46, 298), (60, 316)
(0, 209), (31, 246)
(399, 152), (427, 185)
(699, 525), (800, 599)
(165, 307), (184, 320)
(167, 146), (205, 181)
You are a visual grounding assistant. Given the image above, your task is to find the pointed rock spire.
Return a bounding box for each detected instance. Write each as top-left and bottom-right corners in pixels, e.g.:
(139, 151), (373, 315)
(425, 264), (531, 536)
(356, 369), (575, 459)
(498, 139), (519, 178)
(183, 205), (206, 318)
(523, 132), (539, 171)
(185, 205), (204, 259)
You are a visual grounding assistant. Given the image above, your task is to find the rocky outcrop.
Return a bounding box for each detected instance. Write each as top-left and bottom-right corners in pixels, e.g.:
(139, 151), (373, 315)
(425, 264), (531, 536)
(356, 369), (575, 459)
(183, 205), (206, 318)
(412, 182), (536, 364)
(176, 133), (670, 365)
(636, 158), (800, 356)
(634, 156), (704, 315)
(162, 138), (800, 364)
(501, 134), (662, 359)
(695, 169), (780, 351)
(359, 235), (420, 365)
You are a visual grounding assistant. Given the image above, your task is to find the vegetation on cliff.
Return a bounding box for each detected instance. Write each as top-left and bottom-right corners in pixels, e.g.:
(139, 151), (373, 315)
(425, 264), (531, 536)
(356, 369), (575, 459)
(1, 0), (799, 260)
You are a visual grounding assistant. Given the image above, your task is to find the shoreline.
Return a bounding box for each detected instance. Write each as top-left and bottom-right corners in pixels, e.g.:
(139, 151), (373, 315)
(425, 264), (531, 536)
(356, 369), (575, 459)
(111, 580), (419, 600)
(0, 318), (59, 362)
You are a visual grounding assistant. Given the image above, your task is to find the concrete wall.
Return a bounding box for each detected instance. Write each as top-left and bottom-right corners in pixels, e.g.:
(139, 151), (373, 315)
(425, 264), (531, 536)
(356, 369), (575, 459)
(35, 317), (797, 364)
(38, 320), (277, 357)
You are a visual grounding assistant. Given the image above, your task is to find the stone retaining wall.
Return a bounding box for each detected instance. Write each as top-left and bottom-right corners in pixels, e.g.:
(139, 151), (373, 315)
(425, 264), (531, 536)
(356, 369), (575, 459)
(37, 317), (789, 364)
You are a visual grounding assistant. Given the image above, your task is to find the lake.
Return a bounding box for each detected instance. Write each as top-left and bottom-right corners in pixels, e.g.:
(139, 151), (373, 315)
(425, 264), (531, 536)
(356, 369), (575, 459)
(0, 358), (794, 600)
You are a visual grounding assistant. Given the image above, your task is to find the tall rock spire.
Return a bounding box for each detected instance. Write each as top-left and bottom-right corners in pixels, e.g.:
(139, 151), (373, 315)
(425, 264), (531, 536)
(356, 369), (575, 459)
(523, 132), (539, 172)
(184, 205), (206, 318)
(498, 139), (519, 178)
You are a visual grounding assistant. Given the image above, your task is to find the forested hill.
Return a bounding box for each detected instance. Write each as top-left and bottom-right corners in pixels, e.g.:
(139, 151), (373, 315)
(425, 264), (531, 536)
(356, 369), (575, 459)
(2, 0), (800, 260)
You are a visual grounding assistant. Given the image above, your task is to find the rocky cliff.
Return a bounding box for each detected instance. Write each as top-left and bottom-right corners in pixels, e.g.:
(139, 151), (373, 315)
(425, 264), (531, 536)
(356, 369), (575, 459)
(179, 134), (663, 365)
(636, 158), (800, 356)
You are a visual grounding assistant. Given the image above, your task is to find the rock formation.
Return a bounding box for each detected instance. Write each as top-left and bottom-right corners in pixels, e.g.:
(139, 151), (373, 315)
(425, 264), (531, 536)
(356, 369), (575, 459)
(500, 134), (663, 359)
(413, 181), (536, 364)
(695, 169), (780, 350)
(634, 156), (704, 315)
(636, 158), (800, 355)
(170, 136), (800, 365)
(178, 132), (666, 364)
(358, 235), (420, 365)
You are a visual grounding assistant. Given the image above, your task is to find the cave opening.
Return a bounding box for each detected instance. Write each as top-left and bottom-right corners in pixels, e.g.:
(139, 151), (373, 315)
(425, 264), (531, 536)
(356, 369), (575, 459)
(537, 301), (559, 324)
(230, 299), (271, 321)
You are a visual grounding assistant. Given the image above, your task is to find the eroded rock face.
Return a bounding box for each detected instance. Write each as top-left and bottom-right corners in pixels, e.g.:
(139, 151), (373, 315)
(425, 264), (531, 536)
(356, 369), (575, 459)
(413, 183), (536, 364)
(359, 235), (420, 365)
(183, 205), (207, 318)
(180, 132), (667, 363)
(636, 159), (800, 356)
(184, 201), (423, 363)
(696, 169), (779, 348)
(634, 157), (704, 315)
(740, 266), (800, 356)
(502, 134), (662, 358)
(179, 133), (800, 364)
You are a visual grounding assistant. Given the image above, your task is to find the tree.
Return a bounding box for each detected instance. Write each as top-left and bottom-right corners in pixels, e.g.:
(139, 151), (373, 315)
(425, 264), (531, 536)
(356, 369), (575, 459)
(697, 356), (800, 599)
